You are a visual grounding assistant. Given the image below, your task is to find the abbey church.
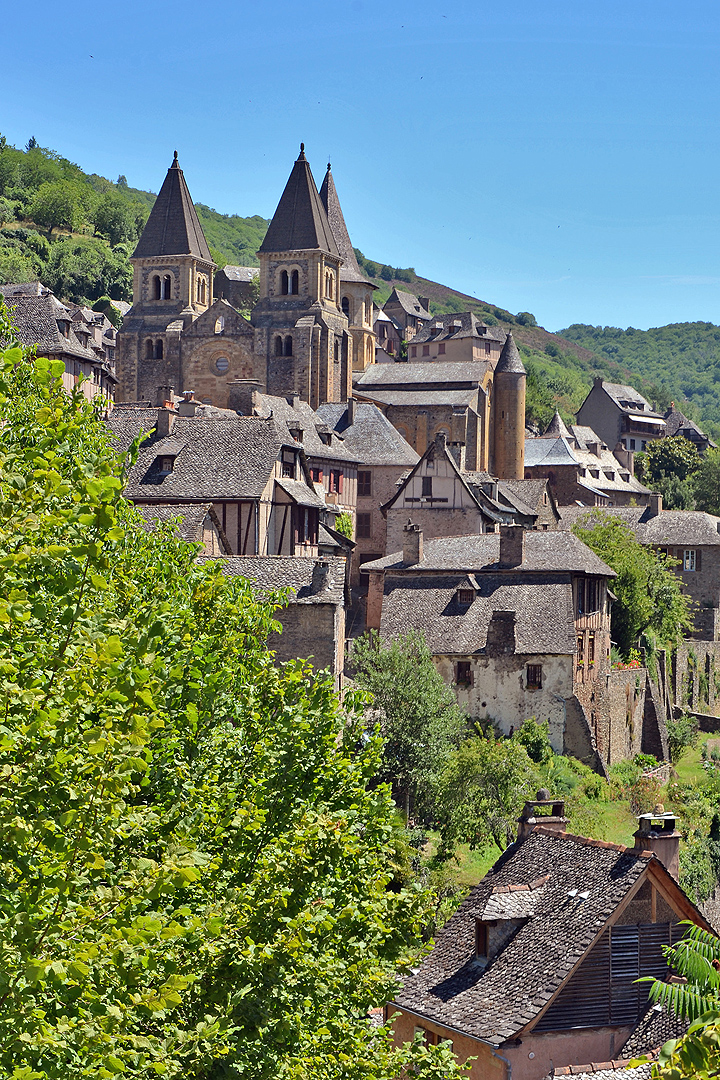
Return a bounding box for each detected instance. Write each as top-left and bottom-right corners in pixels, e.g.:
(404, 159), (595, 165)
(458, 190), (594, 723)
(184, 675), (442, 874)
(116, 145), (526, 480)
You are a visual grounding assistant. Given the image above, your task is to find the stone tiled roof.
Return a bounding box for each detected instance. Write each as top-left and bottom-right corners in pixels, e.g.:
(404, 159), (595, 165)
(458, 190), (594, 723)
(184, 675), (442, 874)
(106, 406), (165, 451)
(411, 310), (506, 344)
(621, 1003), (689, 1060)
(2, 292), (103, 362)
(495, 330), (526, 374)
(204, 554), (346, 605)
(560, 505), (720, 546)
(383, 288), (431, 320)
(362, 531), (615, 576)
(391, 830), (653, 1045)
(318, 165), (374, 285)
(132, 153), (212, 262)
(252, 393), (359, 463)
(0, 281), (45, 297)
(549, 1065), (652, 1079)
(353, 361), (491, 389)
(664, 405), (717, 448)
(600, 381), (655, 413)
(354, 388), (480, 408)
(524, 435), (580, 468)
(259, 146), (338, 255)
(133, 502), (229, 550)
(316, 402), (419, 466)
(218, 265), (260, 281)
(543, 410), (572, 439)
(497, 478), (552, 517)
(107, 412), (304, 501)
(379, 575), (577, 655)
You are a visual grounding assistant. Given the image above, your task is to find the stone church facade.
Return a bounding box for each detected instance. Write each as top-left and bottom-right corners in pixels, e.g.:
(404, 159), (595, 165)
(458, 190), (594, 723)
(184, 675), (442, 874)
(116, 146), (355, 410)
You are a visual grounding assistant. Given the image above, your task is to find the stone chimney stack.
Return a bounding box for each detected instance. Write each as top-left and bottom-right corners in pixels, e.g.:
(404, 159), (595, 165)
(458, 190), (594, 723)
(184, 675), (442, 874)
(499, 524), (525, 568)
(485, 610), (516, 655)
(227, 378), (263, 415)
(517, 790), (568, 841)
(177, 390), (199, 417)
(155, 405), (176, 437)
(649, 492), (663, 518)
(347, 397), (356, 425)
(311, 559), (330, 594)
(419, 296), (430, 313)
(402, 522), (423, 565)
(633, 809), (681, 880)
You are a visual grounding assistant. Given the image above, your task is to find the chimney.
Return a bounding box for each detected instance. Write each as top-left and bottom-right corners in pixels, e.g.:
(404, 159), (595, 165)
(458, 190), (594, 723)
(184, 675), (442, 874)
(434, 430), (448, 451)
(347, 396), (356, 425)
(311, 559), (330, 594)
(286, 392), (300, 411)
(485, 610), (516, 655)
(649, 492), (662, 518)
(499, 525), (524, 567)
(517, 790), (568, 841)
(177, 390), (199, 417)
(402, 522), (423, 565)
(594, 376), (604, 388)
(448, 442), (466, 470)
(155, 405), (176, 437)
(419, 296), (430, 313)
(227, 378), (263, 415)
(633, 808), (681, 880)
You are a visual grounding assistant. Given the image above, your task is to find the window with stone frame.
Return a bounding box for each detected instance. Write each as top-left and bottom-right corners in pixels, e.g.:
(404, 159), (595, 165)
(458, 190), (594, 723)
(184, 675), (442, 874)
(357, 513), (371, 538)
(526, 664), (543, 689)
(456, 661), (472, 685)
(358, 470), (372, 497)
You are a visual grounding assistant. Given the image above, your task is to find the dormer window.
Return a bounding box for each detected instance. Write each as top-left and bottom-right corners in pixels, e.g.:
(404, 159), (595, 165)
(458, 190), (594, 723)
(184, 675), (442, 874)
(475, 919), (490, 958)
(281, 451), (296, 479)
(456, 589), (474, 606)
(157, 455), (175, 475)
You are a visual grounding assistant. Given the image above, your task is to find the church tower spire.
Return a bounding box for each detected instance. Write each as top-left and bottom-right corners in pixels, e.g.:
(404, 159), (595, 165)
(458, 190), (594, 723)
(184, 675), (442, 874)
(492, 331), (527, 480)
(253, 145), (351, 407)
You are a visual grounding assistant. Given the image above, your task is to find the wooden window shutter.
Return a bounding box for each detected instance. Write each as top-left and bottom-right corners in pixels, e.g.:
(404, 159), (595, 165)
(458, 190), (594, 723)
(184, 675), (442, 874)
(338, 471), (343, 494)
(696, 548), (702, 571)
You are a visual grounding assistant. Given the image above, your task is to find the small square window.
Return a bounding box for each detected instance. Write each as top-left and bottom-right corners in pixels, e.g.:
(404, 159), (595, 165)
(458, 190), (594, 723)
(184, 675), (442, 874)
(526, 664), (542, 689)
(456, 589), (474, 605)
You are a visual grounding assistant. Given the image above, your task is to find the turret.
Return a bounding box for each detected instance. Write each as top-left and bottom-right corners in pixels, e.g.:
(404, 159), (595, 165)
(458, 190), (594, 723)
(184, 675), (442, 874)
(492, 330), (526, 480)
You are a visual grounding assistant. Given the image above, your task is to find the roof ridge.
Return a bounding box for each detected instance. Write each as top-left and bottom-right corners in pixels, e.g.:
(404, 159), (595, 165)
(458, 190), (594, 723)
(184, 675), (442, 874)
(259, 146), (338, 256)
(532, 826), (652, 857)
(132, 152), (212, 262)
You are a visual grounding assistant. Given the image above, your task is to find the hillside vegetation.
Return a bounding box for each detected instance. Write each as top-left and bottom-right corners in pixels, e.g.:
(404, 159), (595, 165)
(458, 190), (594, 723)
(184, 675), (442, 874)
(1, 134), (715, 434)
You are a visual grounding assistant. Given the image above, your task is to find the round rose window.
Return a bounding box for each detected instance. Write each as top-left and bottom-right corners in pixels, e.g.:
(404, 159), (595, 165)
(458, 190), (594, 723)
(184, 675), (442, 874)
(215, 357), (229, 374)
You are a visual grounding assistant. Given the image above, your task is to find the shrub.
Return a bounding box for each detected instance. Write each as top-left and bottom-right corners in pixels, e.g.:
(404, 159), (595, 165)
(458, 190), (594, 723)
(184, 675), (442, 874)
(628, 773), (663, 815)
(667, 713), (699, 764)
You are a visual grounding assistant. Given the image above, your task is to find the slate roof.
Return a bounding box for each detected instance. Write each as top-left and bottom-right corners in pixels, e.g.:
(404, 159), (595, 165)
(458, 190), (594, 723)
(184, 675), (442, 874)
(549, 1065), (652, 1079)
(494, 329), (526, 374)
(353, 361), (491, 390)
(411, 310), (506, 344)
(132, 153), (213, 262)
(316, 402), (419, 466)
(664, 404), (717, 447)
(524, 436), (580, 468)
(106, 406), (168, 452)
(598, 382), (663, 419)
(2, 292), (103, 363)
(354, 388), (481, 408)
(259, 146), (338, 255)
(559, 505), (720, 546)
(383, 288), (431, 320)
(391, 830), (654, 1045)
(379, 575), (577, 655)
(543, 410), (572, 439)
(204, 554), (346, 605)
(134, 502), (229, 551)
(0, 281), (45, 297)
(218, 265), (260, 282)
(252, 392), (359, 463)
(318, 165), (373, 285)
(362, 531), (615, 576)
(621, 1003), (689, 1060)
(106, 411), (306, 501)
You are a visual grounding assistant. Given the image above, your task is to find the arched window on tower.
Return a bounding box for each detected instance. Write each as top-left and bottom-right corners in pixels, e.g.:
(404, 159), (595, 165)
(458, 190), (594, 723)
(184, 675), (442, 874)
(280, 270), (289, 295)
(284, 336), (293, 357)
(162, 275), (172, 299)
(334, 339), (340, 362)
(365, 338), (373, 365)
(145, 338), (154, 359)
(290, 269), (299, 294)
(341, 296), (350, 318)
(325, 272), (334, 300)
(155, 339), (164, 359)
(274, 335), (284, 356)
(153, 276), (161, 300)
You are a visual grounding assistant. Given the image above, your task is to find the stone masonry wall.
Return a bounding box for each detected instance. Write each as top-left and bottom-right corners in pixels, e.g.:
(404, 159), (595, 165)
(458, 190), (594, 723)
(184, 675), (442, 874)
(674, 639), (720, 712)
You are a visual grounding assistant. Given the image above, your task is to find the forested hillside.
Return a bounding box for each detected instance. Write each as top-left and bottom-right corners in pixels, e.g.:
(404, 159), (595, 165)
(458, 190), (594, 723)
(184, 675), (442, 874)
(1, 135), (716, 435)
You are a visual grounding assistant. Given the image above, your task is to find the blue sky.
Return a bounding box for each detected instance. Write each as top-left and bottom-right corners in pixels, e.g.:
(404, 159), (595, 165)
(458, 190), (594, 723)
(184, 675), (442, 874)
(3, 0), (720, 332)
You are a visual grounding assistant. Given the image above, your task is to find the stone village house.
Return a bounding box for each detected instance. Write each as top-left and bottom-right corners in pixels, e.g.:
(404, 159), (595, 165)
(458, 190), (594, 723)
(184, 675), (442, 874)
(387, 797), (709, 1080)
(363, 526), (667, 770)
(576, 380), (666, 455)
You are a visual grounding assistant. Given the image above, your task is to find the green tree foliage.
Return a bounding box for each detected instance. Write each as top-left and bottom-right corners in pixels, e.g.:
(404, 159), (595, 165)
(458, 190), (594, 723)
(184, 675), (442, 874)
(434, 728), (539, 854)
(515, 311), (537, 327)
(0, 244), (40, 284)
(44, 237), (132, 302)
(0, 318), (463, 1079)
(649, 1011), (720, 1078)
(92, 193), (139, 245)
(572, 514), (694, 656)
(28, 179), (96, 233)
(350, 631), (467, 815)
(334, 511), (354, 538)
(693, 448), (720, 514)
(667, 713), (700, 764)
(635, 436), (701, 509)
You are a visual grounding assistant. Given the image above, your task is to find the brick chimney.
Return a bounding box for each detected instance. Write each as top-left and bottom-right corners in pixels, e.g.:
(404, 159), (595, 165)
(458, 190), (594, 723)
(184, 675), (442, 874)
(499, 525), (524, 568)
(402, 522), (423, 565)
(485, 610), (516, 655)
(633, 809), (681, 880)
(156, 405), (176, 437)
(649, 492), (663, 518)
(517, 789), (568, 841)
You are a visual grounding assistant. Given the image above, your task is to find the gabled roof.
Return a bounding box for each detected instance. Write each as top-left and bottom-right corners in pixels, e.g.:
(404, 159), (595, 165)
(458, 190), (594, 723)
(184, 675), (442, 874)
(524, 436), (580, 468)
(258, 145), (338, 256)
(2, 291), (104, 363)
(560, 505), (720, 546)
(411, 310), (506, 344)
(495, 329), (526, 374)
(353, 360), (490, 390)
(106, 411), (307, 501)
(383, 288), (432, 320)
(391, 829), (702, 1047)
(252, 392), (360, 463)
(202, 554), (346, 606)
(318, 164), (374, 285)
(316, 401), (419, 466)
(543, 410), (572, 439)
(132, 152), (213, 262)
(363, 530), (614, 576)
